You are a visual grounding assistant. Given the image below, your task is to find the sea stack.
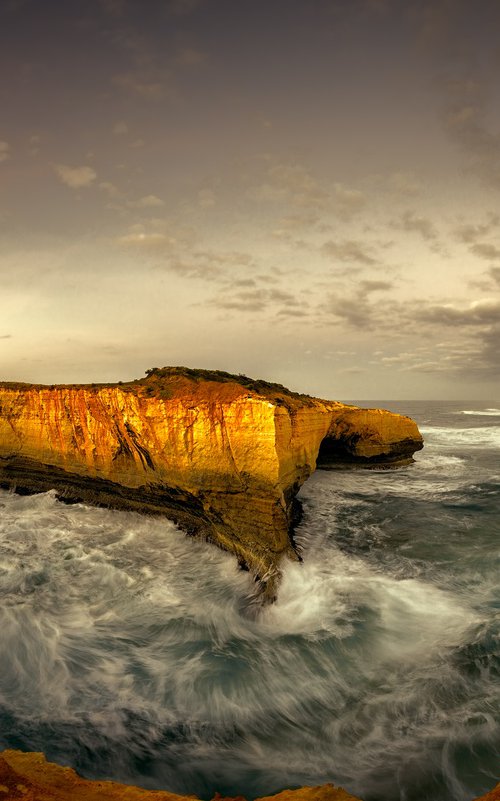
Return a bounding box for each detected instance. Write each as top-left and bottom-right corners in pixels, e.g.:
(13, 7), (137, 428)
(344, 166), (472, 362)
(0, 367), (423, 597)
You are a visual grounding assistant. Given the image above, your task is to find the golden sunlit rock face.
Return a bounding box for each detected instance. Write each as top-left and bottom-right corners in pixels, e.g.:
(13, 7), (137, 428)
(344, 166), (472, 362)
(0, 368), (423, 596)
(0, 750), (364, 801)
(0, 751), (500, 801)
(0, 750), (497, 801)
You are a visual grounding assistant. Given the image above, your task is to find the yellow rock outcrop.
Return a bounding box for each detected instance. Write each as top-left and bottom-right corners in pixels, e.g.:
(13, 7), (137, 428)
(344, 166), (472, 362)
(0, 750), (363, 801)
(0, 749), (497, 801)
(0, 367), (423, 597)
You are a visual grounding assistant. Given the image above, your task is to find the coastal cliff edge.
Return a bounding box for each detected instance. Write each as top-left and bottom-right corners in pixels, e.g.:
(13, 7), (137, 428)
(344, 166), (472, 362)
(0, 367), (423, 597)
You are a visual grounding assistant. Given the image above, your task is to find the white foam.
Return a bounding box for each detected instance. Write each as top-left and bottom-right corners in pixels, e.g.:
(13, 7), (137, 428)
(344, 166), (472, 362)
(460, 409), (500, 416)
(264, 540), (479, 656)
(421, 425), (500, 448)
(0, 484), (498, 801)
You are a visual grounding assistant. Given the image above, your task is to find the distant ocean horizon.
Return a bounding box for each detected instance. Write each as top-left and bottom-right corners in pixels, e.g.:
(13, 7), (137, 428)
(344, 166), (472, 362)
(0, 400), (498, 801)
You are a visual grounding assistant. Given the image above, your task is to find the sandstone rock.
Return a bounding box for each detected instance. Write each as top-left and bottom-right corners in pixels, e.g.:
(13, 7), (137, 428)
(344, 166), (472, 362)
(0, 750), (363, 801)
(256, 785), (363, 801)
(0, 749), (197, 800)
(0, 367), (423, 597)
(0, 750), (497, 801)
(473, 783), (500, 801)
(318, 406), (423, 466)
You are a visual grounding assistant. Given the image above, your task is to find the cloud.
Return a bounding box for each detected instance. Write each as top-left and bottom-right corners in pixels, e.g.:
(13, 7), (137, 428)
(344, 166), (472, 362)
(194, 250), (253, 268)
(489, 267), (500, 285)
(320, 278), (395, 329)
(54, 164), (97, 189)
(323, 295), (375, 329)
(0, 334), (12, 339)
(412, 297), (500, 377)
(248, 161), (329, 209)
(233, 278), (255, 288)
(321, 285), (500, 379)
(198, 189), (216, 208)
(387, 171), (421, 196)
(271, 213), (321, 241)
(99, 181), (121, 198)
(398, 210), (438, 241)
(0, 140), (11, 162)
(116, 231), (177, 249)
(158, 250), (253, 282)
(114, 226), (254, 285)
(360, 280), (393, 293)
(127, 194), (165, 208)
(334, 183), (367, 218)
(165, 258), (222, 281)
(455, 217), (498, 243)
(418, 298), (500, 326)
(321, 239), (377, 265)
(211, 286), (302, 313)
(469, 242), (500, 261)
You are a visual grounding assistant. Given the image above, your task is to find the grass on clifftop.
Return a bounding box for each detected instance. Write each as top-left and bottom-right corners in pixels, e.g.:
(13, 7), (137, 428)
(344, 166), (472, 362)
(138, 366), (306, 399)
(0, 366), (311, 403)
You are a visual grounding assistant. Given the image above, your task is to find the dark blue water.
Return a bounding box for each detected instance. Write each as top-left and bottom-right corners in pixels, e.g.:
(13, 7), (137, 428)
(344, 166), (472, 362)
(0, 401), (498, 800)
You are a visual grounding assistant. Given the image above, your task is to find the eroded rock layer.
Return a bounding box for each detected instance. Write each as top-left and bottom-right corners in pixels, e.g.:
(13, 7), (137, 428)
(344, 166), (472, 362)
(0, 367), (423, 595)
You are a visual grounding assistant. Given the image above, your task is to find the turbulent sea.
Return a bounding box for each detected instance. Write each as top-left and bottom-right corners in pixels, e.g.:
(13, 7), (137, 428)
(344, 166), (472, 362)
(0, 401), (499, 801)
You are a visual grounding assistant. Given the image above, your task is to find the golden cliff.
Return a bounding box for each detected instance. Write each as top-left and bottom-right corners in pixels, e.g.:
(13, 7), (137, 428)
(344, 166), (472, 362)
(0, 367), (423, 596)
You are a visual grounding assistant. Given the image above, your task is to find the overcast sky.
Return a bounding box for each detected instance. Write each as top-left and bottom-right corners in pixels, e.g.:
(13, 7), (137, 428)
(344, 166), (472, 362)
(1, 0), (499, 399)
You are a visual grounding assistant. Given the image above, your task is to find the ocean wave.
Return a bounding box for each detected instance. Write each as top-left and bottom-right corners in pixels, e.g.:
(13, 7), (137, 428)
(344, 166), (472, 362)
(460, 409), (500, 417)
(414, 453), (466, 472)
(420, 425), (500, 448)
(0, 481), (499, 801)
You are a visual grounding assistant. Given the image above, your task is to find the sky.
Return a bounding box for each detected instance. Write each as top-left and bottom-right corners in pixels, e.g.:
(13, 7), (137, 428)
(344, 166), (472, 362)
(1, 0), (499, 399)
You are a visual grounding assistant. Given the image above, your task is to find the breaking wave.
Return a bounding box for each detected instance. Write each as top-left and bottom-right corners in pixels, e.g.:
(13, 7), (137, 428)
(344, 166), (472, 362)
(420, 425), (500, 448)
(460, 409), (500, 417)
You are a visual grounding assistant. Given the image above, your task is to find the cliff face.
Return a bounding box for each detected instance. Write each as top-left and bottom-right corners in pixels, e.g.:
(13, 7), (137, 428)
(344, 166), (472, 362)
(0, 367), (423, 596)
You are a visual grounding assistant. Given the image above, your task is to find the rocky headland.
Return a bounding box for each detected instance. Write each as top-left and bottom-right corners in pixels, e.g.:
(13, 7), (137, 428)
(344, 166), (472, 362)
(0, 367), (422, 597)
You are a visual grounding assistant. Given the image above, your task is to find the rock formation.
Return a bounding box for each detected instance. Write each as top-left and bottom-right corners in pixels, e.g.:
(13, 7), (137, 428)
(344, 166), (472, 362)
(0, 750), (497, 801)
(0, 367), (423, 597)
(0, 749), (362, 801)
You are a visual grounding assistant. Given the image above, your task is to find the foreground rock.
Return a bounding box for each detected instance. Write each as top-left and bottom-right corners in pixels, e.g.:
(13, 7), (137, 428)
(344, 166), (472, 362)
(0, 750), (497, 801)
(0, 367), (423, 597)
(0, 750), (362, 801)
(474, 783), (500, 801)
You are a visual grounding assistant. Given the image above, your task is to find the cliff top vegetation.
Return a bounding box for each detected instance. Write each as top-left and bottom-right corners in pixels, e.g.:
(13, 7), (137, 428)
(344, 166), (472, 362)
(0, 366), (317, 406)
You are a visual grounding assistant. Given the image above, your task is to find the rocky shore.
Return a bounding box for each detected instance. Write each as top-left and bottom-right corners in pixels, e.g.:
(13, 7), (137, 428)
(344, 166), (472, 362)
(0, 367), (423, 598)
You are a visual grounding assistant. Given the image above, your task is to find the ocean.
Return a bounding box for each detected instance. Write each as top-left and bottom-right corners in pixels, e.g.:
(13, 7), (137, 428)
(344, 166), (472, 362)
(0, 401), (498, 801)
